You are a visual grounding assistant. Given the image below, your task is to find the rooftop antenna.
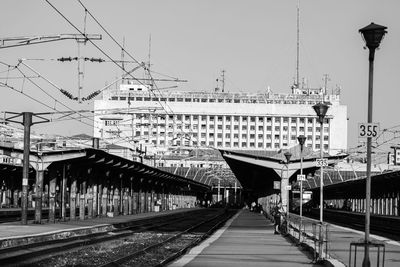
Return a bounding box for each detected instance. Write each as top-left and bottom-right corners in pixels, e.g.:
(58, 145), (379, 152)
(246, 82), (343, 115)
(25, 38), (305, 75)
(323, 74), (330, 96)
(147, 34), (152, 89)
(221, 70), (225, 92)
(296, 0), (300, 89)
(121, 37), (125, 85)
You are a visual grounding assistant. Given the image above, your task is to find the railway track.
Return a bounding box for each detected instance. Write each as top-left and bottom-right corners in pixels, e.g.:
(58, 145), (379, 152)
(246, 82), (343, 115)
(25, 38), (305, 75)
(304, 208), (400, 241)
(0, 208), (237, 267)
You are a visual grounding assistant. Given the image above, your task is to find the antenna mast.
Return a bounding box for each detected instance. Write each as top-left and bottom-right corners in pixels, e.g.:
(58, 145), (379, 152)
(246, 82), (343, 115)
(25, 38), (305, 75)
(221, 70), (225, 92)
(296, 0), (300, 88)
(121, 37), (125, 85)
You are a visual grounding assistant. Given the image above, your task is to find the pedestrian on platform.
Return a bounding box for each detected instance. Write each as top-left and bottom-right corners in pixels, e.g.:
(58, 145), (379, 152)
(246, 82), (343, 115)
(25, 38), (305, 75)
(272, 204), (281, 234)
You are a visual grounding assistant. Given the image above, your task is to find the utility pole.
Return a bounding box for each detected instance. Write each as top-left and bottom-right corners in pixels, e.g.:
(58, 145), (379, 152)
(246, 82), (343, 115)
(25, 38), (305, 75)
(5, 112), (49, 224)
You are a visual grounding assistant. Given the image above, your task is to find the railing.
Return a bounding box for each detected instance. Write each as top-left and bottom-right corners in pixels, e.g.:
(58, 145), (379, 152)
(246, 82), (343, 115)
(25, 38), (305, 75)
(287, 214), (330, 262)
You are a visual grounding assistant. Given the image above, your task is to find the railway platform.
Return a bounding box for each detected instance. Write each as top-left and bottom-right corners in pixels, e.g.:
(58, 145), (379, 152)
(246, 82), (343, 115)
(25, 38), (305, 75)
(0, 208), (196, 249)
(320, 223), (400, 267)
(169, 209), (318, 267)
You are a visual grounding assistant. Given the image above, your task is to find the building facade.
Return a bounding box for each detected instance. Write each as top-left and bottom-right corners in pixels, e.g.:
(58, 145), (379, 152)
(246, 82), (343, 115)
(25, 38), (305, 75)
(93, 83), (347, 155)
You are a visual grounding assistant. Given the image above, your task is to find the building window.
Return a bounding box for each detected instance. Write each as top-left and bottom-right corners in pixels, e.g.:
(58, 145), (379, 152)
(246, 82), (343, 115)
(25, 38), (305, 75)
(299, 118), (305, 123)
(283, 117), (289, 123)
(225, 142), (230, 146)
(234, 116), (239, 122)
(274, 143), (280, 148)
(234, 142), (239, 147)
(324, 135), (329, 141)
(217, 142), (222, 146)
(242, 134), (247, 138)
(258, 117), (264, 123)
(267, 134), (272, 139)
(250, 126), (255, 130)
(266, 143), (272, 148)
(241, 142), (247, 147)
(234, 125), (239, 130)
(267, 126), (272, 131)
(308, 118), (313, 124)
(104, 120), (120, 126)
(275, 126), (280, 131)
(226, 117), (231, 122)
(258, 134), (263, 138)
(225, 133), (230, 138)
(209, 133), (214, 138)
(226, 125), (231, 130)
(267, 117), (272, 122)
(217, 133), (222, 138)
(242, 125), (247, 130)
(218, 125), (223, 130)
(291, 118), (297, 123)
(234, 134), (239, 138)
(258, 143), (263, 148)
(258, 126), (263, 131)
(275, 117), (280, 123)
(250, 134), (255, 139)
(250, 117), (256, 122)
(307, 127), (313, 132)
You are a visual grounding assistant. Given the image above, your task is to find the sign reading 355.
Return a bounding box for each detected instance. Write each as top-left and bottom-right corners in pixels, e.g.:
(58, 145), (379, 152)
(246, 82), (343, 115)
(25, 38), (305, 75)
(358, 123), (379, 138)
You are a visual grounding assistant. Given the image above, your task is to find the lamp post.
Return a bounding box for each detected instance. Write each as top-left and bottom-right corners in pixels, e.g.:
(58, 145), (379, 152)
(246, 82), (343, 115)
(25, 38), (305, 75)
(359, 22), (387, 267)
(284, 151), (292, 223)
(297, 135), (306, 234)
(312, 102), (329, 223)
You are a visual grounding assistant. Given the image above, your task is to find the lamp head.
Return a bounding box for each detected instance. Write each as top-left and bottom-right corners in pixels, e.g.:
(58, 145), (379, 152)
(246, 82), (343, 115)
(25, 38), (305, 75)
(297, 135), (306, 147)
(312, 102), (329, 124)
(284, 151), (292, 163)
(359, 22), (387, 50)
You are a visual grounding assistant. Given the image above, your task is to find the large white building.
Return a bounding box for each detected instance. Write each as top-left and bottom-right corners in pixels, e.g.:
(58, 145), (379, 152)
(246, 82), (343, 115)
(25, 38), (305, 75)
(93, 82), (347, 156)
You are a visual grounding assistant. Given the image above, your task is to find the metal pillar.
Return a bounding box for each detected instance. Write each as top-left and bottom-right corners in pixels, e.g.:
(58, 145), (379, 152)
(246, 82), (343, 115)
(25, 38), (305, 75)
(21, 112), (32, 225)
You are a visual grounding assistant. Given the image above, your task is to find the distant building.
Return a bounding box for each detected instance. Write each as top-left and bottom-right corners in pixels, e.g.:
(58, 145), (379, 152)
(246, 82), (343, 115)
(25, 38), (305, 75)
(94, 82), (348, 157)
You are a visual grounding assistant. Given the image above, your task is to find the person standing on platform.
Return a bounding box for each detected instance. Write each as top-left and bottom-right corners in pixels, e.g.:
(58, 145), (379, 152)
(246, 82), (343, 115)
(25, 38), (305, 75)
(272, 203), (282, 234)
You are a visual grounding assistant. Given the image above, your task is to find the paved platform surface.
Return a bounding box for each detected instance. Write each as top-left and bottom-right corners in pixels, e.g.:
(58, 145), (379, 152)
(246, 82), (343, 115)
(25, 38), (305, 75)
(324, 223), (400, 267)
(169, 209), (318, 267)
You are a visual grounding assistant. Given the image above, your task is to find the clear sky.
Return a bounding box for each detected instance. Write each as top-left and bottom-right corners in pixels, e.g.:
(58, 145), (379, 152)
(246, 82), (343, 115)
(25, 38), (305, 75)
(1, 0), (399, 153)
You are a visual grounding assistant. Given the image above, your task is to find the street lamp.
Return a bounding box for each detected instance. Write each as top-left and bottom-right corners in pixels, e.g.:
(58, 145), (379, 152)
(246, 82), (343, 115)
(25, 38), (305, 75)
(312, 102), (329, 223)
(297, 135), (306, 238)
(284, 151), (292, 224)
(359, 22), (387, 267)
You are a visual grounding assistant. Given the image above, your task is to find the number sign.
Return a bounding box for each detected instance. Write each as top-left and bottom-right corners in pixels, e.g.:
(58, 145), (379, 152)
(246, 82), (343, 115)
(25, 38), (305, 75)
(297, 174), (306, 181)
(316, 159), (328, 167)
(358, 123), (379, 138)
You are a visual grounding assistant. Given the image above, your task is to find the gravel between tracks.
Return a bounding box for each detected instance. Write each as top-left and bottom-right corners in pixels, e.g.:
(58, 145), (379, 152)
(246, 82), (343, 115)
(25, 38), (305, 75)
(26, 232), (174, 267)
